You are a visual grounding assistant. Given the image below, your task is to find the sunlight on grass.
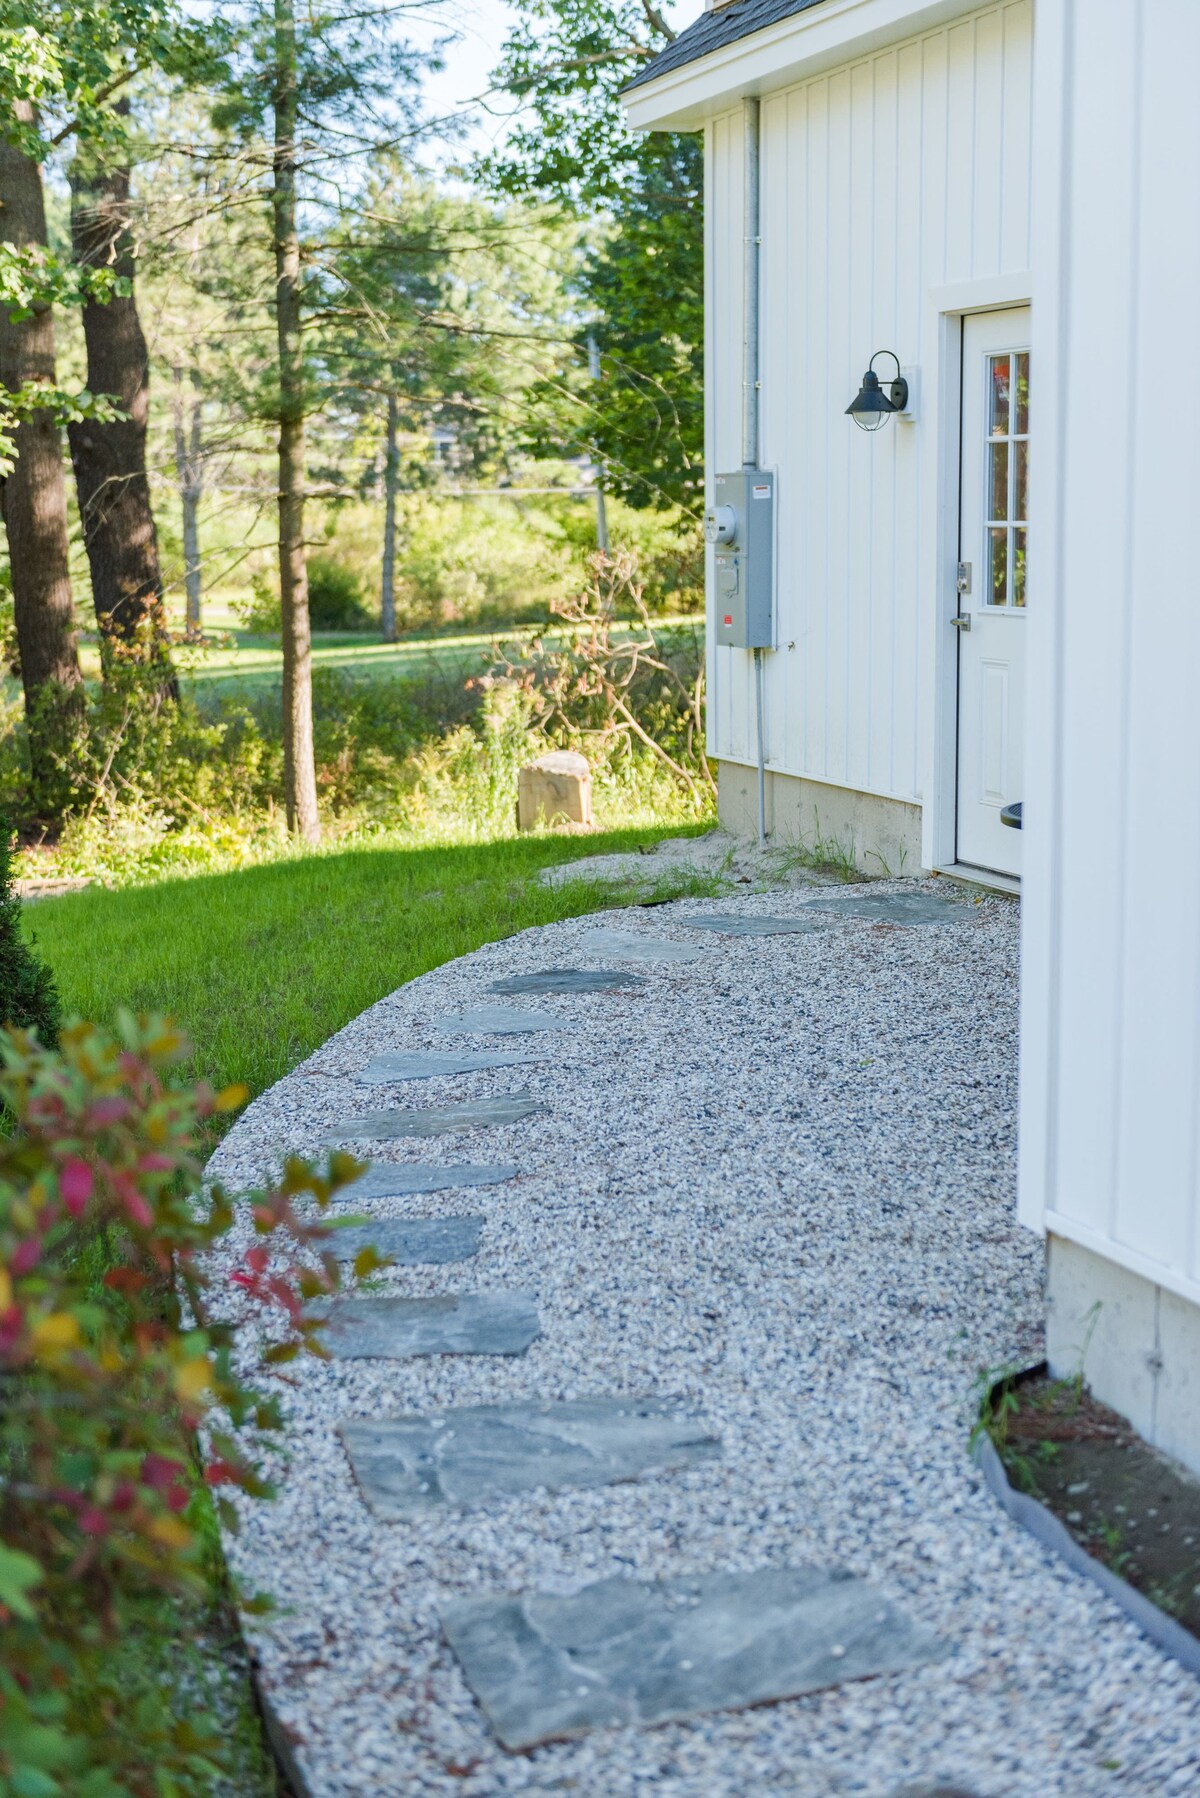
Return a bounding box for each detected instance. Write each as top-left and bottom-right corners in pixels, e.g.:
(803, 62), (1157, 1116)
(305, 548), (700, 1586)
(31, 826), (712, 1115)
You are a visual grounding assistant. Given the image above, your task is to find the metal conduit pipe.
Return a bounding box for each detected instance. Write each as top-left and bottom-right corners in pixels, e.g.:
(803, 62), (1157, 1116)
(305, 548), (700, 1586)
(742, 95), (767, 847)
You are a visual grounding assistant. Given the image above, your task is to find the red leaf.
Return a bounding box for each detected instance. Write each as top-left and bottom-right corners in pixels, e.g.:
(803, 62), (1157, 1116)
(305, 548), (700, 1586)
(141, 1453), (187, 1492)
(10, 1238), (42, 1276)
(79, 1507), (109, 1536)
(61, 1158), (93, 1216)
(89, 1097), (130, 1126)
(121, 1188), (154, 1229)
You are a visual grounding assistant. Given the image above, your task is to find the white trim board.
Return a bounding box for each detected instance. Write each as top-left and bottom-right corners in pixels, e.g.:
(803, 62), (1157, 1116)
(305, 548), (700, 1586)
(1045, 1213), (1200, 1314)
(935, 862), (1022, 897)
(931, 273), (1033, 313)
(625, 0), (998, 130)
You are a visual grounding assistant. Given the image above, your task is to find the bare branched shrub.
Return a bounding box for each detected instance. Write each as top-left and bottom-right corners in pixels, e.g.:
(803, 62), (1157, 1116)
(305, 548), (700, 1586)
(488, 550), (714, 804)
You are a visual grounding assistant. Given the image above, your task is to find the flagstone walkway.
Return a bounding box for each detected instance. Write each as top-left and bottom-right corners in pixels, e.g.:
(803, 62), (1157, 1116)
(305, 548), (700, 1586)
(206, 882), (1200, 1798)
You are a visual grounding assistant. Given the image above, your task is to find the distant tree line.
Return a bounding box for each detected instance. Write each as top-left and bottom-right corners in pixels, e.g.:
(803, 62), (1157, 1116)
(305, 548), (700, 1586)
(0, 0), (702, 835)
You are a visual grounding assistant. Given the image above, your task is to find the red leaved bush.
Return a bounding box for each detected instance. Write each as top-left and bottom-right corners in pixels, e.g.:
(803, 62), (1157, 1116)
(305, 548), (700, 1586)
(0, 1014), (365, 1794)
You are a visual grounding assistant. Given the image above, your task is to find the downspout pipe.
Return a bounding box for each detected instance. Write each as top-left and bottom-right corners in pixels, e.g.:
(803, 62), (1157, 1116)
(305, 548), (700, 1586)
(742, 96), (761, 470)
(742, 95), (768, 846)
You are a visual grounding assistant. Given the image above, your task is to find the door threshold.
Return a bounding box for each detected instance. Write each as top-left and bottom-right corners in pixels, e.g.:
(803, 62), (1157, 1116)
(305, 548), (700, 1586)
(933, 862), (1021, 897)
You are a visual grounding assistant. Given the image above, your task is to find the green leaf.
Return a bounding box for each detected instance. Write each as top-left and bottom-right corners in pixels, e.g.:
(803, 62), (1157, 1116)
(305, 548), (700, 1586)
(0, 1542), (43, 1620)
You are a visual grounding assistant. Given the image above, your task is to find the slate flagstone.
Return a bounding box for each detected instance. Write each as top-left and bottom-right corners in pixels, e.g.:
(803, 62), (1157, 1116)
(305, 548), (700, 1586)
(579, 927), (706, 965)
(356, 1049), (538, 1084)
(336, 1162), (519, 1201)
(488, 969), (647, 995)
(441, 1565), (945, 1752)
(679, 913), (827, 937)
(340, 1395), (720, 1520)
(323, 1291), (540, 1360)
(327, 1093), (546, 1142)
(326, 1216), (483, 1265)
(799, 891), (970, 927)
(434, 1005), (571, 1036)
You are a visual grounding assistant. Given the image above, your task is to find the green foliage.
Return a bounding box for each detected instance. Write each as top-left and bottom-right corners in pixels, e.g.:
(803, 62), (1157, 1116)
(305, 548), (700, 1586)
(479, 0), (703, 513)
(0, 822), (61, 1044)
(0, 1014), (368, 1794)
(306, 555), (373, 631)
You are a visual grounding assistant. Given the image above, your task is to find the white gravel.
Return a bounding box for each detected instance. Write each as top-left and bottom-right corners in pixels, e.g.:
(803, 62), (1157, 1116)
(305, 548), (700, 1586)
(206, 879), (1200, 1798)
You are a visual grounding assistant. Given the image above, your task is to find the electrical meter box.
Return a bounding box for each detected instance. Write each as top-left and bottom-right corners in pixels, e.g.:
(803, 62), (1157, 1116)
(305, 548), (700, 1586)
(706, 468), (775, 649)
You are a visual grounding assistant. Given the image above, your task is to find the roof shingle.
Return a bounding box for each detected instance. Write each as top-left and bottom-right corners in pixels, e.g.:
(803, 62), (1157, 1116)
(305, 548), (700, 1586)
(625, 0), (830, 92)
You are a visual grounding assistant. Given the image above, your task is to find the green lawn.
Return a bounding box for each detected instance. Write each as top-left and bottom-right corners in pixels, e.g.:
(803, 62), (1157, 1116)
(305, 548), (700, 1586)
(29, 826), (709, 1117)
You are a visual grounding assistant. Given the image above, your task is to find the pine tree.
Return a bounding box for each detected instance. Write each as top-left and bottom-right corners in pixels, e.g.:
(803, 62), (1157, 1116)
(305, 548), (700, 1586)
(0, 825), (63, 1046)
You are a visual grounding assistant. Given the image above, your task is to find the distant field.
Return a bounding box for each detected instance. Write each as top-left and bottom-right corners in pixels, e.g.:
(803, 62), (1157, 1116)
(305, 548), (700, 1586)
(18, 614), (704, 708)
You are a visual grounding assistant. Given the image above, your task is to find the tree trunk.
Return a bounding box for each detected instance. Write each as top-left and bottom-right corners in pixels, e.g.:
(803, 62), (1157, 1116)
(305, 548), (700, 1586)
(272, 0), (319, 841)
(172, 365), (203, 637)
(0, 103), (86, 822)
(67, 125), (175, 698)
(380, 390), (399, 642)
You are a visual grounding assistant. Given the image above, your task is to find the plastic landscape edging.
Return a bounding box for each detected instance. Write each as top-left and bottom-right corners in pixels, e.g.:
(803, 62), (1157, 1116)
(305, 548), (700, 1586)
(972, 1401), (1200, 1679)
(252, 1671), (318, 1798)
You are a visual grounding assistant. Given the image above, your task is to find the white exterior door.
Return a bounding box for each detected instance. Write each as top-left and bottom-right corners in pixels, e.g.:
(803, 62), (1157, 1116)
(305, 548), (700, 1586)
(955, 308), (1030, 878)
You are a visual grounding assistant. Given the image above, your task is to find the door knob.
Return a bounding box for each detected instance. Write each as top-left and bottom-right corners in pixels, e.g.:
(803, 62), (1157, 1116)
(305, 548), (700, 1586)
(951, 615), (972, 632)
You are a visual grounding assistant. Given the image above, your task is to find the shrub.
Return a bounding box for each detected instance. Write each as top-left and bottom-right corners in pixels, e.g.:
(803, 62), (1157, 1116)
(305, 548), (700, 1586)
(306, 556), (374, 632)
(0, 1015), (376, 1794)
(490, 550), (713, 807)
(0, 823), (61, 1045)
(233, 558), (374, 635)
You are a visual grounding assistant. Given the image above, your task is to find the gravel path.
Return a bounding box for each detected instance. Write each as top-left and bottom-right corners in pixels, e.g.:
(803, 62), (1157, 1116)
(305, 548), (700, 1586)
(207, 881), (1200, 1798)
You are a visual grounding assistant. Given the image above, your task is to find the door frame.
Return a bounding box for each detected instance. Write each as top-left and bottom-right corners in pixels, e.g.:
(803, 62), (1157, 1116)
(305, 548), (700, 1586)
(925, 274), (1033, 883)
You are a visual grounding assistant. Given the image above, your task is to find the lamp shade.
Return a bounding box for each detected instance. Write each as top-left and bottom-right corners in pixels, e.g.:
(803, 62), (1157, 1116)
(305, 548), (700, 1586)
(846, 367), (896, 432)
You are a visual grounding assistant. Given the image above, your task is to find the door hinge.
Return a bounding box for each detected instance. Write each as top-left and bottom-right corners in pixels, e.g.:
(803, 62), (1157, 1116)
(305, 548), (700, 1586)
(956, 561), (972, 595)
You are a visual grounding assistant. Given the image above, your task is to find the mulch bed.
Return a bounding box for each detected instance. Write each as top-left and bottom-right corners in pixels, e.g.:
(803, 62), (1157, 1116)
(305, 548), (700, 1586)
(991, 1373), (1200, 1637)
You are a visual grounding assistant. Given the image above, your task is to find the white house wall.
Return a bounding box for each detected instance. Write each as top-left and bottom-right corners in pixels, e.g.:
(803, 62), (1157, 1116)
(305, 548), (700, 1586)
(705, 1), (1033, 818)
(1020, 0), (1200, 1303)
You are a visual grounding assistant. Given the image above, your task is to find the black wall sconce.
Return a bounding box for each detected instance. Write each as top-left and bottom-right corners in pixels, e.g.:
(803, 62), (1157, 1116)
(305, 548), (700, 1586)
(846, 351), (909, 432)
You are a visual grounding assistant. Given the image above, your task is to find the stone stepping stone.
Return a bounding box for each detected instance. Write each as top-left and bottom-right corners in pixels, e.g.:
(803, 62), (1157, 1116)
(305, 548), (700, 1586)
(340, 1395), (719, 1521)
(434, 1005), (570, 1036)
(328, 1093), (545, 1142)
(679, 913), (826, 937)
(442, 1565), (943, 1752)
(337, 1163), (518, 1201)
(579, 926), (706, 965)
(799, 891), (969, 927)
(489, 969), (647, 996)
(356, 1049), (537, 1085)
(323, 1291), (540, 1360)
(327, 1216), (483, 1265)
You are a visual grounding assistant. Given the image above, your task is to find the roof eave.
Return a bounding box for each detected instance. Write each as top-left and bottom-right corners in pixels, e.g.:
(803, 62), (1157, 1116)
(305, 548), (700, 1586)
(624, 0), (988, 130)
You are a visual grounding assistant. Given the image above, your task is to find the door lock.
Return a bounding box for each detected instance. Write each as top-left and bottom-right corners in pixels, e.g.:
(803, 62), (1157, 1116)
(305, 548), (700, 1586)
(957, 561), (972, 595)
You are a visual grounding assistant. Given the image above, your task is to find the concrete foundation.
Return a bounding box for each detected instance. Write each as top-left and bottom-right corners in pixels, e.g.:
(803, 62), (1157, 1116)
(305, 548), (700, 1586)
(717, 761), (924, 877)
(1046, 1234), (1200, 1480)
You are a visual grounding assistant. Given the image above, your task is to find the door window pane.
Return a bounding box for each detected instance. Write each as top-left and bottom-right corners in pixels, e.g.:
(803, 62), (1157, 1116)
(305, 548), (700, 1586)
(988, 526), (1009, 607)
(989, 441), (1009, 521)
(1013, 528), (1027, 608)
(1014, 439), (1028, 524)
(1014, 353), (1030, 434)
(989, 355), (1011, 436)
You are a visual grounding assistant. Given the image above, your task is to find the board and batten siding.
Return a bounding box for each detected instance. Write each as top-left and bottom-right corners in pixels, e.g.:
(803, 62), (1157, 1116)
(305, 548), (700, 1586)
(1020, 0), (1200, 1300)
(705, 1), (1033, 816)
